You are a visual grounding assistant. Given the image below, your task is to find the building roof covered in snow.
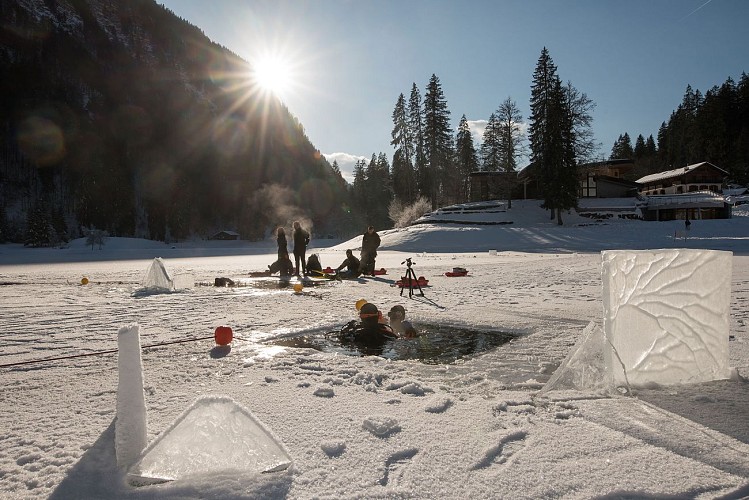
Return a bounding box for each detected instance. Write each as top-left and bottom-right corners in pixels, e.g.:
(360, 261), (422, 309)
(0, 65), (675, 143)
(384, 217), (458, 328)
(636, 162), (728, 185)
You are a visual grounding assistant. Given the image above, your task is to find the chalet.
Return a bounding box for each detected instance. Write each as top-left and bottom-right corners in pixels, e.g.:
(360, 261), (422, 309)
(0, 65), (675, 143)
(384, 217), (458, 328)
(636, 162), (727, 195)
(210, 230), (240, 240)
(511, 159), (637, 201)
(636, 162), (731, 221)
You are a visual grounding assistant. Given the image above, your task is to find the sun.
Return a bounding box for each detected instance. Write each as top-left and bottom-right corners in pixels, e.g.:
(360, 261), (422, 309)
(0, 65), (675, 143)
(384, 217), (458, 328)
(253, 55), (293, 97)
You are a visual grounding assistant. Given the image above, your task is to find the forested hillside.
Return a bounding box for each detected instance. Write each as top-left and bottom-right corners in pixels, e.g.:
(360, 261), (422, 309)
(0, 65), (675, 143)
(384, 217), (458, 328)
(0, 0), (350, 245)
(610, 74), (749, 184)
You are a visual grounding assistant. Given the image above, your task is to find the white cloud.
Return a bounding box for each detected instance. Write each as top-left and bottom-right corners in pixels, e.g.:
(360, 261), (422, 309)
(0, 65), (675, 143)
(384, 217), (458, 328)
(464, 119), (529, 147)
(466, 120), (488, 145)
(323, 152), (368, 185)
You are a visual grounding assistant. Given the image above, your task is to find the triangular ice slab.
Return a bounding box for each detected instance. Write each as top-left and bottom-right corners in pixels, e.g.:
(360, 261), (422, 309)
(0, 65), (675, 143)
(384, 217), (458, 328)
(127, 396), (291, 485)
(142, 257), (174, 291)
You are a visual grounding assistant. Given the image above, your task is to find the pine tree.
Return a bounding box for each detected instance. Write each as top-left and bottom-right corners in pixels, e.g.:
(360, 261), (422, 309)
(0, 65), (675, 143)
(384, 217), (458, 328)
(480, 113), (501, 172)
(24, 203), (53, 247)
(391, 93), (416, 203)
(51, 206), (68, 244)
(634, 134), (647, 159)
(408, 83), (427, 199)
(454, 115), (478, 203)
(391, 149), (417, 204)
(391, 93), (413, 162)
(423, 74), (453, 209)
(0, 205), (9, 243)
(352, 159), (368, 218)
(610, 133), (634, 159)
(529, 48), (577, 224)
(646, 135), (657, 156)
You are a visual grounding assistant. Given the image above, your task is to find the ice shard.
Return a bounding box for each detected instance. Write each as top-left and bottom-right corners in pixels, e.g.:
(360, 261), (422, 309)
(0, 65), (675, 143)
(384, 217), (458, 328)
(128, 396), (292, 485)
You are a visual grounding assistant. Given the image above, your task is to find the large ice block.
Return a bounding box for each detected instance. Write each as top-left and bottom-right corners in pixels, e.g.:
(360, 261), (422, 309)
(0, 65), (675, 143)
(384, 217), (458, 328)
(128, 396), (291, 485)
(602, 249), (732, 387)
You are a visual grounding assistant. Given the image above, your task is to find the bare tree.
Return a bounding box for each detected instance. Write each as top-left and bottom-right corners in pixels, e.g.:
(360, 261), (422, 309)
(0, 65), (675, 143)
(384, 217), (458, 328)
(496, 97), (527, 209)
(564, 81), (600, 163)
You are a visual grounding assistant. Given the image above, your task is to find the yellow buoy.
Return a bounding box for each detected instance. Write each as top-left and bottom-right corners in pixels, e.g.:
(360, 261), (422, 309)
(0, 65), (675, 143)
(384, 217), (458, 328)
(293, 283), (303, 293)
(355, 299), (367, 311)
(81, 277), (89, 285)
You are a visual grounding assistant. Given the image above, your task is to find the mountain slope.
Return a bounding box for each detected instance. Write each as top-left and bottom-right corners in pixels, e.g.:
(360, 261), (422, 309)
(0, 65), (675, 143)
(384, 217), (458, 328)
(0, 0), (348, 243)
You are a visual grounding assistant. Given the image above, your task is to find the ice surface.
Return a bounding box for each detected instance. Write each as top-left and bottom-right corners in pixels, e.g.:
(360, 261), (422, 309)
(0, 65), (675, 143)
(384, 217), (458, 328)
(142, 257), (173, 291)
(127, 396), (292, 485)
(602, 249), (732, 387)
(115, 324), (148, 469)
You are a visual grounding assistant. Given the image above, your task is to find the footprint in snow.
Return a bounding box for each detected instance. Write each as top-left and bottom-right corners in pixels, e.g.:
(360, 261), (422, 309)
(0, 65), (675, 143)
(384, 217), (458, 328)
(314, 387), (335, 398)
(379, 448), (418, 486)
(470, 430), (528, 470)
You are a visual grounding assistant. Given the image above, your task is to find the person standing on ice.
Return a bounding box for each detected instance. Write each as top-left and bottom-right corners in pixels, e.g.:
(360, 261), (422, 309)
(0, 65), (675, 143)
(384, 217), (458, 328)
(359, 225), (381, 276)
(276, 227), (288, 261)
(269, 227), (294, 276)
(292, 221), (310, 276)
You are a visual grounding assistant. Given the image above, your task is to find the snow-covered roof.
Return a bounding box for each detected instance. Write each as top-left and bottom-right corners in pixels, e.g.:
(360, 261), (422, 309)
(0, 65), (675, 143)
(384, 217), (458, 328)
(636, 162), (727, 185)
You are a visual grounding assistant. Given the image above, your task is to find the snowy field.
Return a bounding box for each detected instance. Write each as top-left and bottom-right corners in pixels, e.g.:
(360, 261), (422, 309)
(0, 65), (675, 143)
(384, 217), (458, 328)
(1, 200), (749, 499)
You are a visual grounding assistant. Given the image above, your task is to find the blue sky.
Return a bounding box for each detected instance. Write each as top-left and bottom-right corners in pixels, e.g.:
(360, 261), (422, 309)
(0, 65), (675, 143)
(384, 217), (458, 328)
(158, 0), (748, 182)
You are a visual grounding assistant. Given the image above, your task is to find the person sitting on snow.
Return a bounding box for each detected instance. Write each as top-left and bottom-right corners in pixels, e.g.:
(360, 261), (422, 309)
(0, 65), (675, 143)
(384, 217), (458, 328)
(387, 305), (419, 338)
(335, 249), (362, 279)
(269, 252), (295, 277)
(306, 253), (323, 275)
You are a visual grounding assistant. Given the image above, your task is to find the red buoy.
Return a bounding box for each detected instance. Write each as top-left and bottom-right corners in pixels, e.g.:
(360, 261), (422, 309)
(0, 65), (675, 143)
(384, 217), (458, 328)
(214, 326), (233, 346)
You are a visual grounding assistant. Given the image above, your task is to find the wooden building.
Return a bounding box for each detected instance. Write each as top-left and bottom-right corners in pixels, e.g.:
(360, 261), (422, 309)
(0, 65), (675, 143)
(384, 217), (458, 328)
(636, 162), (727, 196)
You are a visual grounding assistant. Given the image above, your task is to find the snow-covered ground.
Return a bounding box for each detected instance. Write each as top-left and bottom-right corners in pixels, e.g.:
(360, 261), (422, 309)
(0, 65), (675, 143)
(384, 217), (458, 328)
(1, 199), (749, 499)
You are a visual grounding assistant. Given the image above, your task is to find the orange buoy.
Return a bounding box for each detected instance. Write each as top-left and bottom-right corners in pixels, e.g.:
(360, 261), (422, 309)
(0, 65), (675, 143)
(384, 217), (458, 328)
(293, 283), (303, 293)
(214, 326), (233, 346)
(81, 277), (89, 285)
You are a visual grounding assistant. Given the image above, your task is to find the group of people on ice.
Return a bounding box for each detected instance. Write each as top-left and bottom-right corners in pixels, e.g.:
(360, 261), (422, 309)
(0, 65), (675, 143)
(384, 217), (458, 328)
(269, 221), (310, 277)
(331, 225), (381, 278)
(266, 223), (418, 346)
(269, 224), (381, 280)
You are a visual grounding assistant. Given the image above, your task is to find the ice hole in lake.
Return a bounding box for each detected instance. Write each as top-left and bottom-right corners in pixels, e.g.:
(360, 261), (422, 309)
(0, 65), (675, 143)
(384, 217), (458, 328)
(264, 324), (518, 364)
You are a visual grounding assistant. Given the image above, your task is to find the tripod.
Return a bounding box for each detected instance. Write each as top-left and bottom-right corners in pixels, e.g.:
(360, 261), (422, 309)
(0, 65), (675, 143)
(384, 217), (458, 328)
(400, 258), (424, 298)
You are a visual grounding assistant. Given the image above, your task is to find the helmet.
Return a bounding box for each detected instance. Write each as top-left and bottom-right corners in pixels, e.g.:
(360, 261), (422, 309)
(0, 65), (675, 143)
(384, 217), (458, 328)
(359, 303), (379, 323)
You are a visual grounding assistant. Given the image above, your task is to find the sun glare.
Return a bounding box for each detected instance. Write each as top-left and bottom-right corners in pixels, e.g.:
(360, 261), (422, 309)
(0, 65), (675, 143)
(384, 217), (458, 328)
(253, 55), (292, 96)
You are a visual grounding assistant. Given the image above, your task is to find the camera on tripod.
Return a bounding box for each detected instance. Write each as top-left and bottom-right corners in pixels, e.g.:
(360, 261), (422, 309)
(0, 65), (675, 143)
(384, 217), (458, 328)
(399, 257), (424, 298)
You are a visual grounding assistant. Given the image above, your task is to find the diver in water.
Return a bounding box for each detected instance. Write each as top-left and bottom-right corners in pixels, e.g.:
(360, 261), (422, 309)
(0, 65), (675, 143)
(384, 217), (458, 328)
(339, 303), (398, 351)
(386, 305), (419, 338)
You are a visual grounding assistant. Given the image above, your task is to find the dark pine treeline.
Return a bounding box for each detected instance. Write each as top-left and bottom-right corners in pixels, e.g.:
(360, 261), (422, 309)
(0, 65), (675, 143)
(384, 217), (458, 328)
(369, 48), (593, 227)
(0, 0), (349, 245)
(611, 74), (749, 184)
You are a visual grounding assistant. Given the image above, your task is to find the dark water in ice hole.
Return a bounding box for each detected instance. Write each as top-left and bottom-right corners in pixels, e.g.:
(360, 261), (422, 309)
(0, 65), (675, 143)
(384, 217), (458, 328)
(263, 324), (517, 365)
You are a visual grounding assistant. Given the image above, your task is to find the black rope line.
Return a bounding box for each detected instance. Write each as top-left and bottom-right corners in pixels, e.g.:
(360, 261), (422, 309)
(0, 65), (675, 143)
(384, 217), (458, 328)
(0, 335), (217, 369)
